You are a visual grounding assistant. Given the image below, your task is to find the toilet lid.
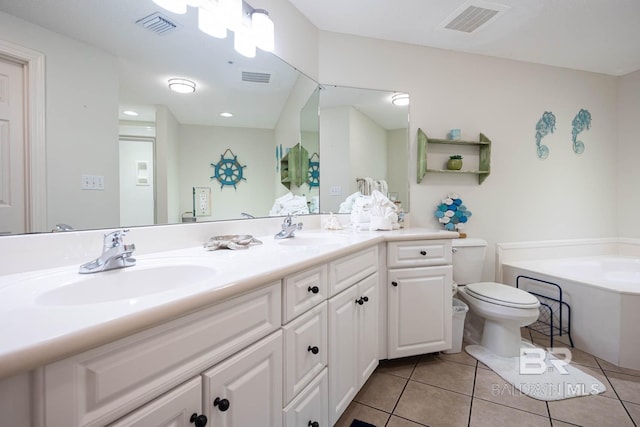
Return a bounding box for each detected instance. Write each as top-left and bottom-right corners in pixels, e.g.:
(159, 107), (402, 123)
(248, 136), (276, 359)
(465, 282), (540, 308)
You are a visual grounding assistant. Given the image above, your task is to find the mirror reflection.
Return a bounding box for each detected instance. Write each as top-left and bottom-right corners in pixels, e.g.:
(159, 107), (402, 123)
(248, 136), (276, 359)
(0, 0), (409, 235)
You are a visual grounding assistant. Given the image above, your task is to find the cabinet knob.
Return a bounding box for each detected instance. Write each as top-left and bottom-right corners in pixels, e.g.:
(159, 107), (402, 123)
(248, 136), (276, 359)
(190, 413), (208, 427)
(355, 297), (364, 305)
(362, 296), (369, 303)
(307, 285), (319, 294)
(307, 345), (319, 354)
(213, 397), (230, 412)
(420, 250), (427, 256)
(391, 281), (398, 287)
(308, 421), (320, 427)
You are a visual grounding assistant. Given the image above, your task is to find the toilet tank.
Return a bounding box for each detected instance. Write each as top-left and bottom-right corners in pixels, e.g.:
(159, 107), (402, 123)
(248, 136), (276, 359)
(452, 238), (488, 284)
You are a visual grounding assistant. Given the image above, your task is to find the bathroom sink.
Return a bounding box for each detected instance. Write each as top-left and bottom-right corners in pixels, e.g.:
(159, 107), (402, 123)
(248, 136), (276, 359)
(36, 264), (216, 306)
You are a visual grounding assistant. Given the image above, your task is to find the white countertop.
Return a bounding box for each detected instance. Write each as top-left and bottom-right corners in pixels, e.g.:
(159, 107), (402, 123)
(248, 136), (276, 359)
(0, 227), (456, 379)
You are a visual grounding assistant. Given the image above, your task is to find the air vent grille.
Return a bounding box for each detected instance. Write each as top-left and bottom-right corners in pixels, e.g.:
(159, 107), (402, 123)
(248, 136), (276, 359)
(136, 12), (179, 35)
(242, 71), (271, 84)
(444, 5), (500, 33)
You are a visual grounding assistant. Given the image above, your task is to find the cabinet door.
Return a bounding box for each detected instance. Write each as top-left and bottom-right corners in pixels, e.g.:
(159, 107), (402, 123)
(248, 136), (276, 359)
(357, 273), (379, 387)
(202, 330), (283, 427)
(109, 377), (202, 427)
(283, 368), (328, 427)
(283, 301), (328, 404)
(328, 285), (359, 426)
(388, 266), (452, 358)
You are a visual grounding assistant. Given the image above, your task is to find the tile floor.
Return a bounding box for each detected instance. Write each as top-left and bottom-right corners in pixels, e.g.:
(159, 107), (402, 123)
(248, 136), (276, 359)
(335, 330), (640, 427)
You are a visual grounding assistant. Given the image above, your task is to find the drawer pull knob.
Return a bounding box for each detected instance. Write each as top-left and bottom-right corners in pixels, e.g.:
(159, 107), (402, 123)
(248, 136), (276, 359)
(190, 413), (208, 427)
(420, 250), (427, 256)
(307, 345), (319, 354)
(213, 397), (230, 412)
(362, 296), (369, 302)
(355, 297), (364, 305)
(307, 286), (319, 294)
(308, 422), (320, 427)
(391, 281), (398, 287)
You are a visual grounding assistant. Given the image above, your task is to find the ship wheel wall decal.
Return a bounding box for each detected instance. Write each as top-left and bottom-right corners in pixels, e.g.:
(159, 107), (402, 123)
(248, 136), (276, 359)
(210, 148), (247, 189)
(308, 152), (319, 188)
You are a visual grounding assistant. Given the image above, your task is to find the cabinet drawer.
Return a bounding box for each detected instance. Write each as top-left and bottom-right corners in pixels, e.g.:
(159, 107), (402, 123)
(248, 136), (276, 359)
(329, 246), (378, 296)
(283, 264), (327, 323)
(283, 301), (328, 405)
(44, 282), (281, 427)
(283, 368), (328, 427)
(387, 239), (452, 268)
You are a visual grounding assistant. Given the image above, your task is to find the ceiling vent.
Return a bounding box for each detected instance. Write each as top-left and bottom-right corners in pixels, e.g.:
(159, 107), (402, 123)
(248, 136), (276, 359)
(440, 1), (508, 33)
(242, 71), (271, 84)
(136, 12), (179, 35)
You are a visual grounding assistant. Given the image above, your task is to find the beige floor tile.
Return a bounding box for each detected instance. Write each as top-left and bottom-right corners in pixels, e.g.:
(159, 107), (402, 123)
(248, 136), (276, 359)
(437, 349), (478, 367)
(394, 380), (471, 427)
(354, 372), (407, 413)
(622, 400), (640, 425)
(574, 365), (616, 399)
(470, 398), (551, 427)
(473, 367), (548, 416)
(564, 347), (598, 368)
(386, 415), (427, 426)
(550, 420), (581, 426)
(333, 401), (390, 427)
(376, 356), (420, 379)
(607, 371), (640, 404)
(597, 358), (640, 377)
(547, 394), (635, 427)
(411, 358), (476, 395)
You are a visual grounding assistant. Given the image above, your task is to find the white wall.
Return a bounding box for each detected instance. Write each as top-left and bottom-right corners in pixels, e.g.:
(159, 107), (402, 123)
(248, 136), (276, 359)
(387, 128), (409, 209)
(617, 70), (640, 238)
(319, 31), (619, 280)
(0, 11), (120, 231)
(349, 107), (388, 194)
(155, 105), (181, 224)
(119, 139), (154, 226)
(180, 125), (276, 220)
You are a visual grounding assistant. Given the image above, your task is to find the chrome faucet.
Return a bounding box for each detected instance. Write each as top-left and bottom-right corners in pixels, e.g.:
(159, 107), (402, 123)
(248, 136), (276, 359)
(79, 229), (136, 274)
(274, 214), (303, 239)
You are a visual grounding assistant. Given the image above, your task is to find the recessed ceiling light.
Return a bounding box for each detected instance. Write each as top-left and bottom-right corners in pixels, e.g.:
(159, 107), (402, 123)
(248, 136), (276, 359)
(391, 93), (409, 106)
(122, 110), (139, 117)
(220, 112), (233, 118)
(168, 78), (196, 93)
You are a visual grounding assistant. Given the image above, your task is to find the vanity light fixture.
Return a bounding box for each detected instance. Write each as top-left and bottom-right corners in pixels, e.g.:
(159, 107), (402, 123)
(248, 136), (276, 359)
(220, 112), (233, 117)
(168, 78), (196, 93)
(122, 110), (139, 117)
(391, 93), (410, 106)
(152, 0), (275, 58)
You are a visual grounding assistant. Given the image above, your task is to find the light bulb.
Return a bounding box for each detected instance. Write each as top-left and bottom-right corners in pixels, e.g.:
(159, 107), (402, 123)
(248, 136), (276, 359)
(152, 0), (187, 14)
(234, 26), (256, 58)
(198, 4), (227, 38)
(251, 9), (274, 52)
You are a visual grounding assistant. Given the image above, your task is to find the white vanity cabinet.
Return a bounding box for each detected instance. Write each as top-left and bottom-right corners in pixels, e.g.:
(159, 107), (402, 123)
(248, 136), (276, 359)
(328, 247), (379, 426)
(387, 240), (453, 358)
(43, 283), (281, 427)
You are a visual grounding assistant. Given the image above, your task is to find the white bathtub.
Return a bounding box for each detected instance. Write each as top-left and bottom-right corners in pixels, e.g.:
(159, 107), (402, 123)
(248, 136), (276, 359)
(501, 255), (640, 370)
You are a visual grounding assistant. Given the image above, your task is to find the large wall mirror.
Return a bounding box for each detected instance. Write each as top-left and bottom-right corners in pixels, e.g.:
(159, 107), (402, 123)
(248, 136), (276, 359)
(0, 0), (409, 235)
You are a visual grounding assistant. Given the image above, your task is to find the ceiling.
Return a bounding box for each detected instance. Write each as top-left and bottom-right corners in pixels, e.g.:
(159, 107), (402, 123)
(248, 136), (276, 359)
(286, 0), (640, 76)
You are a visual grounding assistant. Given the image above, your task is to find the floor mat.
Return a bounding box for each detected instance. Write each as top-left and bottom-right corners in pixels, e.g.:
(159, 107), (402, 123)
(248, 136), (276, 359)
(350, 420), (377, 427)
(466, 341), (606, 401)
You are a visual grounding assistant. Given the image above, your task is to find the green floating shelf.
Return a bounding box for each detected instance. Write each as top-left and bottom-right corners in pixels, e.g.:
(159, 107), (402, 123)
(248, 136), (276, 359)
(417, 128), (491, 184)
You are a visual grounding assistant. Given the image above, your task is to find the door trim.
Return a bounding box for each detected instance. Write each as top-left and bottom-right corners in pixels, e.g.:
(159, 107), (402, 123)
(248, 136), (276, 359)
(0, 39), (46, 232)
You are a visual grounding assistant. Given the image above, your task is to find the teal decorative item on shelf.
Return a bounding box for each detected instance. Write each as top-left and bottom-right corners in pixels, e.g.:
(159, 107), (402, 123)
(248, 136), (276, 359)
(571, 109), (591, 154)
(434, 193), (472, 231)
(535, 111), (556, 159)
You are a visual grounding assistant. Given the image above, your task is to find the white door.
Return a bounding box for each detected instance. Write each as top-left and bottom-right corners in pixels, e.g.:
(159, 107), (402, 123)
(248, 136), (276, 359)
(357, 273), (379, 386)
(109, 376), (204, 427)
(328, 285), (359, 425)
(388, 266), (453, 358)
(0, 57), (25, 234)
(202, 330), (283, 427)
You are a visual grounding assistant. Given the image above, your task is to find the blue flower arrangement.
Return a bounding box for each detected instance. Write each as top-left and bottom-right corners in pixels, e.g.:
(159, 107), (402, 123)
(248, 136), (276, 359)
(434, 193), (472, 231)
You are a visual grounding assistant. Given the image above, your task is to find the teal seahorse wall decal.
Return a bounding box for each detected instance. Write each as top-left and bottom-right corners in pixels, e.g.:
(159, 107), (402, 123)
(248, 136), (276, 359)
(535, 111), (556, 159)
(571, 109), (591, 154)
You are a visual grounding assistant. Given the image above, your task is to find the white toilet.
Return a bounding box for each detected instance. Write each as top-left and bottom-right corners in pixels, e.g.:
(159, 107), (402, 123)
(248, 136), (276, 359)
(452, 238), (540, 357)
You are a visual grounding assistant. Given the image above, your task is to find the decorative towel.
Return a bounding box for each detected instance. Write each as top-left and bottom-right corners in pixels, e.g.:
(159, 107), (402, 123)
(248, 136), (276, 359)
(269, 192), (310, 216)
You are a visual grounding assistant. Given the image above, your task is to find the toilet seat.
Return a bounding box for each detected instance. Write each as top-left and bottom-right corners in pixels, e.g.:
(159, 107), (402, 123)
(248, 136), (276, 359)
(465, 282), (540, 309)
